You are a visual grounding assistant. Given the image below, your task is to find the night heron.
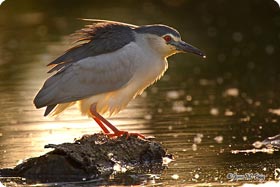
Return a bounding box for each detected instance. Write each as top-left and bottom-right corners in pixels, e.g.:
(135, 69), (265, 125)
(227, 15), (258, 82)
(34, 19), (205, 138)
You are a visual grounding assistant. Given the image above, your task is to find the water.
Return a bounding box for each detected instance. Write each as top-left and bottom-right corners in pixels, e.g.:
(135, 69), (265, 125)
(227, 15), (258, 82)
(0, 0), (280, 186)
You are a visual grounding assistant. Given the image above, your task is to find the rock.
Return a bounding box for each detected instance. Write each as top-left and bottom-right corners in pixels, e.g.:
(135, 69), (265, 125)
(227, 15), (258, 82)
(0, 133), (169, 183)
(253, 134), (280, 149)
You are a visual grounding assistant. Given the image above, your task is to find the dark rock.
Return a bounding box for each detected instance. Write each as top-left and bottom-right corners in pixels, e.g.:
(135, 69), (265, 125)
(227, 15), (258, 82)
(253, 134), (280, 149)
(0, 133), (169, 183)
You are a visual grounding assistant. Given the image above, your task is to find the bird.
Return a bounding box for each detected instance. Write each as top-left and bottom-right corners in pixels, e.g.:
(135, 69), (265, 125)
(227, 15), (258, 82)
(34, 19), (205, 138)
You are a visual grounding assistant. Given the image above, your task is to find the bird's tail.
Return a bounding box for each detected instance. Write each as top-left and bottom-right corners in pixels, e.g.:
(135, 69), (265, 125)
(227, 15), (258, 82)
(33, 76), (61, 116)
(44, 104), (57, 116)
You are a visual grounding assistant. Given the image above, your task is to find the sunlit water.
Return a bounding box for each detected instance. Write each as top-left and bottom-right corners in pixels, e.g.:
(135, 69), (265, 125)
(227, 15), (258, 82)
(1, 1), (280, 186)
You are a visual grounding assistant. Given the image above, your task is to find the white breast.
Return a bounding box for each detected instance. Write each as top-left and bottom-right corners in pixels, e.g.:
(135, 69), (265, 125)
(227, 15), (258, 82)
(81, 47), (167, 117)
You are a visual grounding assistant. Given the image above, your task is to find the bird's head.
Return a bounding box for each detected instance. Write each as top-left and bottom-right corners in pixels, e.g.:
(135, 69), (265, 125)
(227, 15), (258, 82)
(135, 24), (206, 58)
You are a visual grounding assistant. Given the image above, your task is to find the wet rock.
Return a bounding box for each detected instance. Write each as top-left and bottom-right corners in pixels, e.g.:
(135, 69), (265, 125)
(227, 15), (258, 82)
(253, 134), (280, 149)
(0, 133), (169, 183)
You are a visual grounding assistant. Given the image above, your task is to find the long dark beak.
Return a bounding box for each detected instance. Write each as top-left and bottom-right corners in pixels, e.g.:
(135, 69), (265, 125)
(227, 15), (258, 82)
(175, 41), (206, 58)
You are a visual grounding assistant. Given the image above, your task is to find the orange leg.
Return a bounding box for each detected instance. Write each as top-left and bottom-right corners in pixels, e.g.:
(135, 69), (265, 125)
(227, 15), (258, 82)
(90, 104), (145, 139)
(93, 117), (110, 134)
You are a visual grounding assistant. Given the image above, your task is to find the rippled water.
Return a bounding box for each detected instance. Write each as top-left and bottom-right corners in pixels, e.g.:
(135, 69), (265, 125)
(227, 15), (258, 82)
(1, 0), (280, 186)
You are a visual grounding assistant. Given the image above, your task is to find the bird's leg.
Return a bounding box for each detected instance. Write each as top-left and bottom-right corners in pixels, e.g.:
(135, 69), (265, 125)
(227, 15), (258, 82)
(93, 117), (110, 134)
(90, 105), (120, 132)
(90, 104), (145, 139)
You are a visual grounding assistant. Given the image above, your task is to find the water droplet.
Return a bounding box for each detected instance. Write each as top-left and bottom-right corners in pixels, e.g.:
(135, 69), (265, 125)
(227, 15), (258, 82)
(253, 141), (263, 148)
(166, 90), (180, 99)
(232, 32), (243, 42)
(210, 108), (219, 116)
(186, 95), (192, 101)
(224, 109), (234, 116)
(224, 88), (239, 97)
(172, 101), (188, 113)
(199, 79), (209, 86)
(192, 144), (198, 151)
(194, 134), (203, 144)
(269, 108), (280, 116)
(144, 114), (152, 120)
(214, 136), (223, 143)
(162, 156), (174, 165)
(171, 174), (179, 180)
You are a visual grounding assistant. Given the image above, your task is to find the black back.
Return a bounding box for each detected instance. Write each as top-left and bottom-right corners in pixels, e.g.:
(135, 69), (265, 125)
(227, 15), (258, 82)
(48, 22), (135, 72)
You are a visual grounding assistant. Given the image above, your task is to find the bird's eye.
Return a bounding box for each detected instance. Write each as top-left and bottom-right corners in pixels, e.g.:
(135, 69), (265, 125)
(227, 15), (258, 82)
(163, 35), (172, 42)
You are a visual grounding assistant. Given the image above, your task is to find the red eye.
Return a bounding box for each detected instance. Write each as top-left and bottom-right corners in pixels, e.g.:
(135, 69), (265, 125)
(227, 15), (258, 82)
(163, 35), (172, 42)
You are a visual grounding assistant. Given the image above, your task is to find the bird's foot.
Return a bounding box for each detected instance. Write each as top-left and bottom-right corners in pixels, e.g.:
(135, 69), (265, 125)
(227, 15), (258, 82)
(105, 131), (146, 139)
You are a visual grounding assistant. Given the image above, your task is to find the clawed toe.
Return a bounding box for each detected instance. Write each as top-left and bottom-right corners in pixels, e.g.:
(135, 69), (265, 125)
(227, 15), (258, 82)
(104, 131), (146, 139)
(91, 106), (145, 140)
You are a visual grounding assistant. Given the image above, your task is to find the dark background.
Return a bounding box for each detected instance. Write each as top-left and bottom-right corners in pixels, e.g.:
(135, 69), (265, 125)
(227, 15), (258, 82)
(1, 0), (279, 83)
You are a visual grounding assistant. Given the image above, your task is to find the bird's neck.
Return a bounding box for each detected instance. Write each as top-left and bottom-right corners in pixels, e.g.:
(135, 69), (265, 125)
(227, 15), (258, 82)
(135, 33), (167, 59)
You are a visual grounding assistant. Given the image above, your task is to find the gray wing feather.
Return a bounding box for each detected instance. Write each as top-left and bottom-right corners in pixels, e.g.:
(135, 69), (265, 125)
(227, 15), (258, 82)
(34, 42), (138, 109)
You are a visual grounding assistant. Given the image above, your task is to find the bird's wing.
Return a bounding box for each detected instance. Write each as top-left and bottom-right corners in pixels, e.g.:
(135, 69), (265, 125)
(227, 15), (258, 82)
(33, 42), (139, 110)
(47, 22), (136, 73)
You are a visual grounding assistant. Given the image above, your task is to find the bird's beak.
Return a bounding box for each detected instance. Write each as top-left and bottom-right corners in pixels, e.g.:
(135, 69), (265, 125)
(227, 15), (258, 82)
(175, 41), (206, 58)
